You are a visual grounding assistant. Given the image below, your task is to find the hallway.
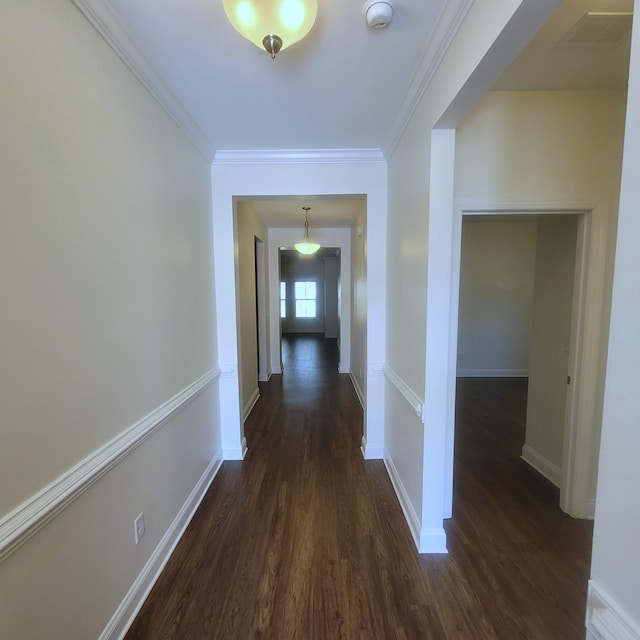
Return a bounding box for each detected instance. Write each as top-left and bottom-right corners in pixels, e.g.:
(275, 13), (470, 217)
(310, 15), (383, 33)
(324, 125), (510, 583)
(125, 337), (593, 639)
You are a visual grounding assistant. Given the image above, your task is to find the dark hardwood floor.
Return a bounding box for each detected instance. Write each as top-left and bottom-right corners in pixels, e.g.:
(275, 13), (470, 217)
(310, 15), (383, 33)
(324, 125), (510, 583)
(125, 336), (593, 639)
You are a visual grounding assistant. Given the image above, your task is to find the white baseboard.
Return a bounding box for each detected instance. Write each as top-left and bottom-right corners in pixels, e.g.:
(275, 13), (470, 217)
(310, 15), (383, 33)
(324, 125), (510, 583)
(586, 581), (640, 640)
(419, 528), (448, 554)
(99, 452), (223, 640)
(242, 387), (260, 422)
(349, 372), (365, 409)
(383, 449), (448, 554)
(457, 368), (528, 377)
(223, 437), (247, 461)
(521, 444), (561, 487)
(384, 451), (421, 551)
(361, 437), (383, 459)
(258, 371), (272, 382)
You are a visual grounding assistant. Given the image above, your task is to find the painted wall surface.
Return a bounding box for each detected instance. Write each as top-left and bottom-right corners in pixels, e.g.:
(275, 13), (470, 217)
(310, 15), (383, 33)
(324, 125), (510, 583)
(236, 202), (267, 420)
(281, 258), (326, 334)
(455, 91), (627, 200)
(350, 205), (367, 407)
(0, 2), (219, 638)
(457, 220), (537, 376)
(590, 16), (640, 633)
(324, 256), (340, 339)
(525, 216), (578, 476)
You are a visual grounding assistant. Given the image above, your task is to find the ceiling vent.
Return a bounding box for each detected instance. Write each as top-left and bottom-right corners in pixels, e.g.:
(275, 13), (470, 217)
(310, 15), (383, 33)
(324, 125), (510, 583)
(557, 12), (633, 47)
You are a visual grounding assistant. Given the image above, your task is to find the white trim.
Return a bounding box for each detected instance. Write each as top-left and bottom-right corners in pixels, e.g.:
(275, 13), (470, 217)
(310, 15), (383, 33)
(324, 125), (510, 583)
(383, 450), (447, 553)
(224, 437), (248, 461)
(213, 148), (386, 165)
(457, 369), (528, 377)
(383, 450), (422, 551)
(0, 368), (220, 564)
(384, 0), (475, 157)
(71, 0), (215, 162)
(349, 371), (365, 409)
(448, 198), (607, 520)
(521, 445), (561, 488)
(586, 581), (640, 640)
(242, 387), (260, 423)
(258, 371), (272, 382)
(368, 362), (385, 376)
(99, 452), (223, 640)
(419, 528), (448, 554)
(382, 364), (424, 423)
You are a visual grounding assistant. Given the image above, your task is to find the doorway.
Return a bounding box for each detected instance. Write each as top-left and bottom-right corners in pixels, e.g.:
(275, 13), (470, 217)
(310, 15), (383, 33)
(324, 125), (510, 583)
(446, 206), (601, 520)
(456, 214), (580, 510)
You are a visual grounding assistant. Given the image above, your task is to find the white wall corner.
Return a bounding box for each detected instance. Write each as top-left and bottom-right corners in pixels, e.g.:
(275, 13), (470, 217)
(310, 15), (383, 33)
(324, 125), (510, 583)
(99, 451), (223, 640)
(419, 528), (448, 554)
(384, 450), (422, 553)
(521, 444), (562, 488)
(586, 581), (640, 640)
(223, 437), (247, 461)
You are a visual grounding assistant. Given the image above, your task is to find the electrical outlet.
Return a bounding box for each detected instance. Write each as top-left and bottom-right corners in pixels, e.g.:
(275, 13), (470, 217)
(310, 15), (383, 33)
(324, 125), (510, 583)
(134, 512), (145, 544)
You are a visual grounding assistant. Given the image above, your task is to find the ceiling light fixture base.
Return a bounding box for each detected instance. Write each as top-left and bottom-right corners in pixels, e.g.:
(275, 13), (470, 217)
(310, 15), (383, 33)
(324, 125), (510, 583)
(363, 0), (396, 29)
(263, 34), (283, 59)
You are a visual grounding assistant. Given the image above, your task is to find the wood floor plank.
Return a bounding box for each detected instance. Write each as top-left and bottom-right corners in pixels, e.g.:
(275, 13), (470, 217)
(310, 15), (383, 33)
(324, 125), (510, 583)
(125, 337), (592, 640)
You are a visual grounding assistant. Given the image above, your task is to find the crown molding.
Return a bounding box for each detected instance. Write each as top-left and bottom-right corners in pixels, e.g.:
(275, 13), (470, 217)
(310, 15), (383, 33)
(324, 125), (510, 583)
(71, 0), (216, 162)
(213, 148), (386, 166)
(383, 0), (475, 158)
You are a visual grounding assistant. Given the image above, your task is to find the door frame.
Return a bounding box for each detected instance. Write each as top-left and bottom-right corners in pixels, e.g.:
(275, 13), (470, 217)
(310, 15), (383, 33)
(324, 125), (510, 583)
(445, 197), (611, 519)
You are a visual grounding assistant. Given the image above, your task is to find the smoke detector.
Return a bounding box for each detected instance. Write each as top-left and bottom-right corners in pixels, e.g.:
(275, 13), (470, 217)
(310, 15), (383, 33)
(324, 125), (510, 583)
(364, 0), (396, 30)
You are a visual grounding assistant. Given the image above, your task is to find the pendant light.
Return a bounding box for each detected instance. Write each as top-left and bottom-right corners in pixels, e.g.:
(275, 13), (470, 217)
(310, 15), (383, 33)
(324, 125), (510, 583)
(295, 206), (320, 255)
(223, 0), (318, 59)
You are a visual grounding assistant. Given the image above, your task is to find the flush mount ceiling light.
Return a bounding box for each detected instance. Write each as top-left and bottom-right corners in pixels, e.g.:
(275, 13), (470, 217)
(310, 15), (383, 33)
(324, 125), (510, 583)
(223, 0), (318, 59)
(295, 206), (321, 255)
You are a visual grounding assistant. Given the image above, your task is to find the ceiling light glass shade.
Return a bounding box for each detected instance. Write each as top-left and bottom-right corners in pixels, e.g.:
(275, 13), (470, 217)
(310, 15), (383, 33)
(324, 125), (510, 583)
(223, 0), (318, 58)
(295, 206), (320, 254)
(295, 240), (321, 255)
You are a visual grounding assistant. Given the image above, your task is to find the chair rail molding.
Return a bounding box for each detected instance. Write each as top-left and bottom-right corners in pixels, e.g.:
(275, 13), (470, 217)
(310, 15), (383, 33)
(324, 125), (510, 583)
(0, 367), (221, 563)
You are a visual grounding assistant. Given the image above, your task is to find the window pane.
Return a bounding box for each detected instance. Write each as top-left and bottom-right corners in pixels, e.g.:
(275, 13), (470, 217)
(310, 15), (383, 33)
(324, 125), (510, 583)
(280, 300), (286, 318)
(280, 282), (286, 299)
(296, 300), (316, 318)
(294, 280), (317, 318)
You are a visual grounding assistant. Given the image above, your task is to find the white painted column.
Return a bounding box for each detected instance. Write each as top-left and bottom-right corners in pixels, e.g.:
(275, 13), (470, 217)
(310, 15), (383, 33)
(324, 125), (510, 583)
(421, 129), (456, 552)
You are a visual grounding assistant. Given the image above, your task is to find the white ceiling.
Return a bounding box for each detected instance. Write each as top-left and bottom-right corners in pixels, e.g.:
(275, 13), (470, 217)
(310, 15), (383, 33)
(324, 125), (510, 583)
(106, 0), (448, 152)
(78, 0), (632, 228)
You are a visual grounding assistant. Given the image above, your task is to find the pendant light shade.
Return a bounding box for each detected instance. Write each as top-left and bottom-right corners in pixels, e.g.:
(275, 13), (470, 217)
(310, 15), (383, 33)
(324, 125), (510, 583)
(295, 207), (320, 255)
(223, 0), (318, 58)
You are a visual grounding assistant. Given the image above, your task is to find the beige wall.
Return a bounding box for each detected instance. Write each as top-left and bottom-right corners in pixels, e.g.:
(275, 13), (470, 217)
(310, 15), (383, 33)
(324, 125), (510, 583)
(236, 202), (267, 420)
(455, 91), (627, 200)
(0, 1), (219, 638)
(458, 220), (537, 376)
